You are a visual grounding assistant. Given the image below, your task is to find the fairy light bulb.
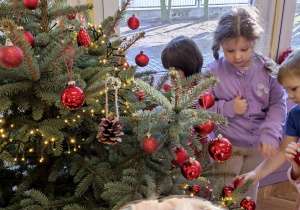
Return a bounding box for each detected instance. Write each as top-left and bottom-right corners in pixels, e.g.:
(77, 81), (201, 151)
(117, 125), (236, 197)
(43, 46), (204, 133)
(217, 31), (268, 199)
(70, 139), (75, 143)
(29, 148), (33, 152)
(44, 140), (48, 144)
(39, 157), (44, 163)
(10, 124), (14, 127)
(30, 130), (34, 134)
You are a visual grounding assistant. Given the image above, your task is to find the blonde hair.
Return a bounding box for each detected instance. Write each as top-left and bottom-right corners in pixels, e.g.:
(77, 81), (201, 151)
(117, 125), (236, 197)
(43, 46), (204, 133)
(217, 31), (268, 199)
(278, 49), (300, 84)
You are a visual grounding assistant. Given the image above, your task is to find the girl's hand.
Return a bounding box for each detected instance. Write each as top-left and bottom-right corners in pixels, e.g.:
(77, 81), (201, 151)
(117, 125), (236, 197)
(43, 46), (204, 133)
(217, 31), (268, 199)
(286, 142), (300, 180)
(233, 171), (259, 185)
(233, 92), (248, 115)
(285, 142), (299, 166)
(259, 143), (278, 158)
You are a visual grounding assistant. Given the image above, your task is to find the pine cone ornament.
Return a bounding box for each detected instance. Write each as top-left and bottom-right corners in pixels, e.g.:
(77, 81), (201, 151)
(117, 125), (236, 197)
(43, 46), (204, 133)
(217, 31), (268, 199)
(97, 115), (124, 145)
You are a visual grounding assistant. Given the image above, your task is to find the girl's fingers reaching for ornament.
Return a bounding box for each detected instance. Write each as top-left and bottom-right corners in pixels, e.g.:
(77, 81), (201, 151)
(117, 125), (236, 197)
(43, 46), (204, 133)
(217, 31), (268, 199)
(286, 146), (298, 156)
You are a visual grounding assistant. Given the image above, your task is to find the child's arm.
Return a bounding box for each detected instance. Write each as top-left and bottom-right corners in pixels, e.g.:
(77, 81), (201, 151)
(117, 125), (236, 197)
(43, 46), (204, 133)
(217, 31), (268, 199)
(237, 135), (298, 184)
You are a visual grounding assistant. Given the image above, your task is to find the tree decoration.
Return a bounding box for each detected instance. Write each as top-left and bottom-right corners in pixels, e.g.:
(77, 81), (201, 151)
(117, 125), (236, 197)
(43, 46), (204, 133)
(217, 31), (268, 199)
(194, 121), (215, 136)
(138, 91), (144, 102)
(127, 14), (140, 30)
(221, 186), (234, 198)
(294, 147), (300, 164)
(240, 196), (256, 210)
(124, 61), (130, 69)
(208, 134), (232, 162)
(181, 157), (202, 180)
(23, 0), (39, 10)
(135, 51), (149, 67)
(19, 27), (35, 47)
(171, 146), (189, 167)
(142, 135), (158, 153)
(77, 26), (90, 47)
(234, 177), (244, 189)
(66, 5), (77, 20)
(97, 115), (124, 145)
(97, 77), (124, 145)
(199, 92), (215, 109)
(278, 48), (293, 64)
(61, 81), (85, 110)
(0, 38), (23, 68)
(163, 84), (172, 92)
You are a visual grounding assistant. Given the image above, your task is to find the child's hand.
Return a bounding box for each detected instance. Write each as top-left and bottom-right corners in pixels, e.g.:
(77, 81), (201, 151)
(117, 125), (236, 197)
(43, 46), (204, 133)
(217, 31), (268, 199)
(286, 142), (300, 180)
(259, 143), (278, 158)
(285, 142), (300, 166)
(233, 92), (248, 115)
(233, 171), (259, 185)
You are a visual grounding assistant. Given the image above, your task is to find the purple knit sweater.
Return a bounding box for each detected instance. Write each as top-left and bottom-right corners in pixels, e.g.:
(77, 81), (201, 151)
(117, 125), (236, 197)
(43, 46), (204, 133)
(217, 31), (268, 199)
(203, 55), (286, 148)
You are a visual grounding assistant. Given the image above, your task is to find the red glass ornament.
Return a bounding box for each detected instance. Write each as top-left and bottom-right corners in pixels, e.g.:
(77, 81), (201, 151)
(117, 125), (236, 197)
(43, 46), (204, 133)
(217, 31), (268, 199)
(188, 185), (200, 195)
(194, 121), (215, 136)
(221, 186), (234, 198)
(294, 147), (300, 164)
(278, 48), (293, 64)
(142, 136), (158, 153)
(181, 158), (202, 180)
(77, 27), (90, 48)
(21, 29), (35, 47)
(198, 92), (215, 109)
(163, 84), (172, 92)
(61, 81), (85, 110)
(138, 91), (143, 102)
(127, 14), (140, 30)
(0, 40), (23, 68)
(171, 147), (189, 167)
(208, 134), (232, 162)
(67, 13), (77, 20)
(240, 196), (256, 210)
(135, 51), (149, 67)
(23, 0), (39, 10)
(234, 177), (244, 189)
(124, 61), (130, 69)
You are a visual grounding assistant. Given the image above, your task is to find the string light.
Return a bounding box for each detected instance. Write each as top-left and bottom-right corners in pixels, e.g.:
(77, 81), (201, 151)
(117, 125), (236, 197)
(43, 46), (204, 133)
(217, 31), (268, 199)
(39, 157), (44, 163)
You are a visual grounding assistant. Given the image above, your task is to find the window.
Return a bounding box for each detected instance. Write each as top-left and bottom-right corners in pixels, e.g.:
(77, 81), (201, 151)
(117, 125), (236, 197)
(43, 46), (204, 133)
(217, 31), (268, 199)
(119, 0), (256, 73)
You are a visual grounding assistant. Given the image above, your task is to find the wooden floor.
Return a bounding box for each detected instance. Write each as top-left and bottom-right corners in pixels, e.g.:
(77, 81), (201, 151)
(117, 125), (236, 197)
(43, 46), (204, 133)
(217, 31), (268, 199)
(256, 181), (299, 210)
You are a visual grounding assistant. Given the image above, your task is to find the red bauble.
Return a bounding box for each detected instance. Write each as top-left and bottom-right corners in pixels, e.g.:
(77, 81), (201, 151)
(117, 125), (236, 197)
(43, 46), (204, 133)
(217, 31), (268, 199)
(240, 196), (256, 210)
(199, 92), (215, 109)
(66, 13), (77, 20)
(21, 29), (35, 47)
(77, 27), (90, 48)
(278, 48), (293, 64)
(163, 84), (172, 92)
(0, 44), (24, 68)
(234, 177), (244, 189)
(142, 137), (158, 153)
(135, 51), (149, 67)
(188, 185), (200, 195)
(171, 147), (189, 167)
(221, 186), (234, 198)
(127, 14), (140, 30)
(124, 61), (130, 69)
(23, 0), (39, 10)
(208, 134), (232, 162)
(294, 147), (300, 164)
(181, 158), (202, 180)
(61, 81), (85, 110)
(138, 91), (143, 102)
(194, 121), (215, 136)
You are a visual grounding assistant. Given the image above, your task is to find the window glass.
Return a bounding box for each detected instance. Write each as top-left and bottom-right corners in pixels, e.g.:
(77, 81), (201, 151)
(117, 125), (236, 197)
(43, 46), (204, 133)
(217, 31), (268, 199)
(120, 0), (253, 73)
(291, 1), (300, 50)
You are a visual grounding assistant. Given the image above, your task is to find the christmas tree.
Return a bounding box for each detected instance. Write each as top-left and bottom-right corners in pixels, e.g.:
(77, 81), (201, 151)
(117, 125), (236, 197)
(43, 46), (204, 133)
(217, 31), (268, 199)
(0, 0), (254, 209)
